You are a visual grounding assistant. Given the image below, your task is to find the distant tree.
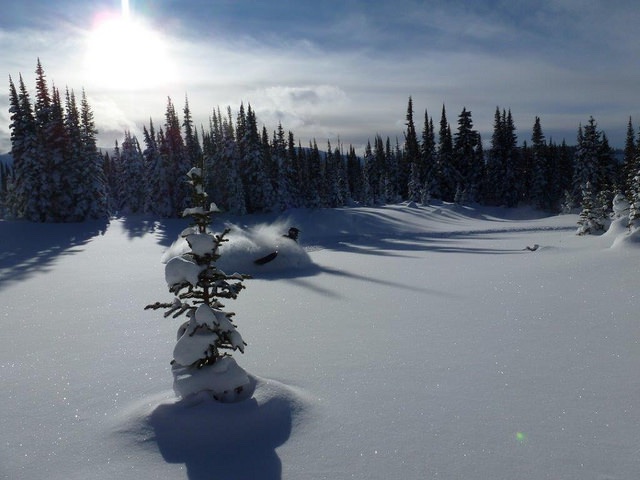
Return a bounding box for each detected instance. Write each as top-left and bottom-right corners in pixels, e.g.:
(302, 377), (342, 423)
(119, 132), (147, 214)
(273, 124), (296, 210)
(453, 107), (483, 202)
(622, 117), (636, 196)
(346, 144), (362, 202)
(529, 116), (549, 209)
(78, 90), (107, 220)
(437, 104), (456, 201)
(420, 109), (438, 201)
(403, 96), (420, 199)
(143, 119), (172, 216)
(163, 97), (191, 216)
(7, 75), (39, 220)
(8, 61), (106, 222)
(573, 117), (601, 201)
(361, 141), (375, 206)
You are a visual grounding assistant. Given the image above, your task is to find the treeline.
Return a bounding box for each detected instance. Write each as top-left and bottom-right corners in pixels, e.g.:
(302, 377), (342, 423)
(4, 60), (106, 222)
(4, 62), (640, 223)
(105, 96), (627, 217)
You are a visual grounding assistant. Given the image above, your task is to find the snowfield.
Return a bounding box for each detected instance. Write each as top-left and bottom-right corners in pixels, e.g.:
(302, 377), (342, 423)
(1, 202), (639, 480)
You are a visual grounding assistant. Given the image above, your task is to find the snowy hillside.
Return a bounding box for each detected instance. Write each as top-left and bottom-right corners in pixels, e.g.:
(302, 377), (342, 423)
(1, 202), (639, 480)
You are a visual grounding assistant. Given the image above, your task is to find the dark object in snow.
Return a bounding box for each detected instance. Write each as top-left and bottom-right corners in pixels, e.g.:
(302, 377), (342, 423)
(524, 244), (540, 251)
(283, 227), (300, 242)
(254, 251), (279, 265)
(254, 227), (300, 265)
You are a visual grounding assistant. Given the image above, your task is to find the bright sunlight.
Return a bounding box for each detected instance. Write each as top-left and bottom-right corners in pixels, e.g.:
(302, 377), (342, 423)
(83, 0), (176, 90)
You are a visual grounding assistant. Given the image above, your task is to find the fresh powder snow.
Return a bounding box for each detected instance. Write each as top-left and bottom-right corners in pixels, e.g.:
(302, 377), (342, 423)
(1, 202), (639, 480)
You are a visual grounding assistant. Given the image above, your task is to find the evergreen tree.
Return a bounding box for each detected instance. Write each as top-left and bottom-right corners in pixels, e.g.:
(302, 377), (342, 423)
(346, 145), (362, 203)
(420, 110), (438, 201)
(529, 116), (549, 209)
(361, 141), (375, 206)
(145, 166), (251, 402)
(453, 107), (482, 203)
(78, 90), (107, 220)
(273, 124), (296, 210)
(238, 105), (275, 212)
(577, 181), (605, 235)
(403, 96), (420, 199)
(143, 119), (173, 217)
(327, 141), (348, 207)
(622, 117), (636, 196)
(437, 105), (456, 201)
(163, 97), (191, 216)
(485, 107), (505, 205)
(7, 75), (39, 220)
(119, 131), (147, 214)
(573, 117), (601, 201)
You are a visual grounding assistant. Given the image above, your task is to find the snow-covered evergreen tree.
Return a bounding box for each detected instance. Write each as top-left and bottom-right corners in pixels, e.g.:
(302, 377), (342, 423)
(577, 182), (605, 235)
(146, 166), (252, 401)
(274, 125), (297, 210)
(119, 132), (148, 214)
(437, 105), (457, 202)
(7, 75), (40, 220)
(163, 97), (191, 217)
(622, 117), (637, 197)
(573, 118), (601, 202)
(77, 90), (107, 220)
(629, 172), (640, 229)
(8, 62), (106, 222)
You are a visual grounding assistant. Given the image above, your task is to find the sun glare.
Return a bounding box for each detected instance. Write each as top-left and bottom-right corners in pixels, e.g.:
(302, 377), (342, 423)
(84, 2), (175, 90)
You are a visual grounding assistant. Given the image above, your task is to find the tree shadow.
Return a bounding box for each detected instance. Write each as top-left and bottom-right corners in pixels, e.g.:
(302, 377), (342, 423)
(0, 218), (108, 289)
(148, 378), (294, 480)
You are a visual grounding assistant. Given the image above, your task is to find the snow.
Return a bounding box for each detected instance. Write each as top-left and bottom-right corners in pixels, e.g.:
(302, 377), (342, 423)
(184, 233), (216, 257)
(172, 357), (253, 402)
(172, 319), (218, 366)
(1, 203), (640, 479)
(164, 255), (203, 287)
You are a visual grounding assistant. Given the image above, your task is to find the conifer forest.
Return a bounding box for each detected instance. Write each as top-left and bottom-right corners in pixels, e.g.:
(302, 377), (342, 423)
(3, 61), (640, 223)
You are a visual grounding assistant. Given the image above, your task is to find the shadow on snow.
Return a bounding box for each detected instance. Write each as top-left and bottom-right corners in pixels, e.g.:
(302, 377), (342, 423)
(148, 378), (296, 480)
(0, 218), (108, 289)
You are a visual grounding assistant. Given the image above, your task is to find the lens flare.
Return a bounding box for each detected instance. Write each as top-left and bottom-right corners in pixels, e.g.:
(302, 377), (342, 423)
(83, 1), (176, 90)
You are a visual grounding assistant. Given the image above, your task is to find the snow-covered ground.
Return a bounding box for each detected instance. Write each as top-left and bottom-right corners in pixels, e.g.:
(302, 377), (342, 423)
(1, 203), (639, 480)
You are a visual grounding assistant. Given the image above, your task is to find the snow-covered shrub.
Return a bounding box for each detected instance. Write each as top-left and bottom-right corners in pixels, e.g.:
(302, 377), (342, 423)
(612, 192), (630, 219)
(146, 167), (252, 402)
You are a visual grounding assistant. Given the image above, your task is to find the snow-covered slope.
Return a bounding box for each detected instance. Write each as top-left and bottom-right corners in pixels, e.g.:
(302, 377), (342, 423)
(1, 203), (639, 480)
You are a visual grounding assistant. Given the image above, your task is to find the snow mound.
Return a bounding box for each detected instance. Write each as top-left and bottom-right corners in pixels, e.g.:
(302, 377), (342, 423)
(610, 226), (640, 249)
(172, 357), (253, 402)
(112, 376), (316, 479)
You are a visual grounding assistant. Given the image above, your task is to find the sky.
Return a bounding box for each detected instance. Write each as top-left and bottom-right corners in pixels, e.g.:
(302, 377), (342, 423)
(2, 0), (640, 155)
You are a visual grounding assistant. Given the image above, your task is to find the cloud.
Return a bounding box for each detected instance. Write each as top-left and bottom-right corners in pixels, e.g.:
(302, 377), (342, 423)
(2, 0), (640, 154)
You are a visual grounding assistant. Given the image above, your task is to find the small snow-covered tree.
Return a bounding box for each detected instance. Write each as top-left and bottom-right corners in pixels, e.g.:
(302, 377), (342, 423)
(577, 182), (605, 235)
(146, 167), (252, 401)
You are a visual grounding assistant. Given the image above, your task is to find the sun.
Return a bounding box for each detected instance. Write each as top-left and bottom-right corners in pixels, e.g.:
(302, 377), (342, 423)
(83, 1), (176, 90)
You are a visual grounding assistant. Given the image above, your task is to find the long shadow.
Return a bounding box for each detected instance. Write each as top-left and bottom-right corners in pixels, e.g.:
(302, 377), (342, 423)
(0, 218), (108, 290)
(148, 381), (293, 480)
